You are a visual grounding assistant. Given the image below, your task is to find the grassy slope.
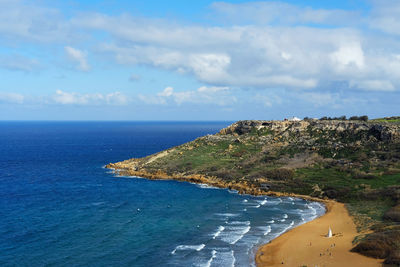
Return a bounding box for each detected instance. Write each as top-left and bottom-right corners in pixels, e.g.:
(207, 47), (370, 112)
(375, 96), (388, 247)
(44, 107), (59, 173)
(110, 118), (400, 264)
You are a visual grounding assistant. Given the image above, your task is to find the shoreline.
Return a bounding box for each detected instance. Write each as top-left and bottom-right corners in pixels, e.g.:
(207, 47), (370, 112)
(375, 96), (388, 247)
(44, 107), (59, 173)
(256, 201), (383, 267)
(107, 166), (383, 266)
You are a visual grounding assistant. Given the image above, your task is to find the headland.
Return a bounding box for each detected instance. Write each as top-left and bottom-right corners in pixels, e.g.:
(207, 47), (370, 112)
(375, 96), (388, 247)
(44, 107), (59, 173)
(107, 116), (400, 266)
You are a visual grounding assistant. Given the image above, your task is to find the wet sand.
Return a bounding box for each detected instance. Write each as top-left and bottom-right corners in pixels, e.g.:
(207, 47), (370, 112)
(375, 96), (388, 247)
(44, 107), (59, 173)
(256, 201), (383, 267)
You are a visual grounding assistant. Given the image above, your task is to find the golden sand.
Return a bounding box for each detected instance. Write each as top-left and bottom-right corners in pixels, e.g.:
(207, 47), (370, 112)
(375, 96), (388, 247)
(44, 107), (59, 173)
(256, 201), (383, 267)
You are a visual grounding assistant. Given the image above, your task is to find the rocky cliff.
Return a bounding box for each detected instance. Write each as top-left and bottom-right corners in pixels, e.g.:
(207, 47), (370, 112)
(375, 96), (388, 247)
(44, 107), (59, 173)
(107, 118), (400, 264)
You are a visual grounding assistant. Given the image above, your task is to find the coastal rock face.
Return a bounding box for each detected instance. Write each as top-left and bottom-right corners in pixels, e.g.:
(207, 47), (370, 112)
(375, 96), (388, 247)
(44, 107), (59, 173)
(107, 117), (400, 264)
(107, 118), (400, 198)
(218, 119), (400, 142)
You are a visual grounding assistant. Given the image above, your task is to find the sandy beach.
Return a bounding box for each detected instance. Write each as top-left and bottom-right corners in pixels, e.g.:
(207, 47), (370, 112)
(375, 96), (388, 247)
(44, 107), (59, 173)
(256, 201), (383, 267)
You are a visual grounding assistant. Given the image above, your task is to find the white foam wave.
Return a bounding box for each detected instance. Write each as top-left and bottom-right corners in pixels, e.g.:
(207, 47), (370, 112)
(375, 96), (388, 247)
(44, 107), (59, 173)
(283, 214), (288, 219)
(280, 219), (286, 222)
(211, 250), (235, 267)
(266, 220), (275, 223)
(204, 250), (217, 267)
(243, 199), (248, 203)
(257, 199), (268, 205)
(216, 213), (239, 217)
(227, 189), (238, 194)
(212, 226), (225, 239)
(197, 183), (220, 190)
(91, 201), (105, 206)
(275, 221), (295, 237)
(227, 221), (250, 225)
(171, 244), (205, 254)
(221, 226), (251, 245)
(264, 225), (272, 236)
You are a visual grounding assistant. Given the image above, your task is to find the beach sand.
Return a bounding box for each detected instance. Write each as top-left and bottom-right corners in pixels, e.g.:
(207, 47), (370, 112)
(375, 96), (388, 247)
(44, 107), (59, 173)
(256, 201), (383, 267)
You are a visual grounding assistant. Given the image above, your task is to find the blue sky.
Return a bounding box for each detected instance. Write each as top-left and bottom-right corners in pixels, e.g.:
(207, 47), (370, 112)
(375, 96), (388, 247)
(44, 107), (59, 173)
(0, 0), (399, 120)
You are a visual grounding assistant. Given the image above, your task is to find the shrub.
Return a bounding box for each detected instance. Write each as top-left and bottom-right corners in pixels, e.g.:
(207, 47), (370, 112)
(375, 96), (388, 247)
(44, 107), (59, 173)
(263, 168), (294, 180)
(385, 250), (400, 265)
(351, 230), (400, 261)
(350, 116), (360, 120)
(214, 169), (241, 180)
(352, 171), (377, 180)
(349, 115), (369, 122)
(360, 115), (369, 122)
(384, 205), (400, 222)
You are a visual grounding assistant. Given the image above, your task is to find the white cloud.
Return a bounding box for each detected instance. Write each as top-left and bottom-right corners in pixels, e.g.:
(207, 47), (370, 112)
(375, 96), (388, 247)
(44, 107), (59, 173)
(300, 92), (339, 107)
(1, 0), (400, 95)
(330, 42), (365, 70)
(211, 1), (361, 26)
(369, 0), (400, 35)
(0, 0), (71, 43)
(0, 54), (40, 72)
(350, 80), (395, 92)
(64, 46), (90, 71)
(139, 86), (235, 106)
(254, 93), (282, 107)
(0, 92), (24, 104)
(52, 90), (128, 105)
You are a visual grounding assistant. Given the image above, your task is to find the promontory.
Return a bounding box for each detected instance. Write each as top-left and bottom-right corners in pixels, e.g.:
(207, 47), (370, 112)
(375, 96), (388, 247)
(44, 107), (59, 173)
(107, 116), (400, 265)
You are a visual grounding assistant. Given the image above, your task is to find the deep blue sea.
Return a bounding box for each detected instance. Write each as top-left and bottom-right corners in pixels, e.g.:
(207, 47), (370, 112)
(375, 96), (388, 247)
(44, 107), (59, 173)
(0, 122), (325, 267)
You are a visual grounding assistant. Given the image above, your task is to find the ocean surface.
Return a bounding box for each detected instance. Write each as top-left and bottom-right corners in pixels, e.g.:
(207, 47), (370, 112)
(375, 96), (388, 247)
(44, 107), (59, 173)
(0, 121), (325, 267)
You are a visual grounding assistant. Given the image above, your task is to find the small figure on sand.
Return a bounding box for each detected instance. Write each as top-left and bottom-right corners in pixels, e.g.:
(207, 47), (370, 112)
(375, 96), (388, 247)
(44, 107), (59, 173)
(326, 226), (333, 238)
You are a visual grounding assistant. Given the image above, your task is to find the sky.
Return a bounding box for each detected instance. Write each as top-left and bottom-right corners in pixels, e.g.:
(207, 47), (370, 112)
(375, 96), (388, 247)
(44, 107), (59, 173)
(0, 0), (399, 121)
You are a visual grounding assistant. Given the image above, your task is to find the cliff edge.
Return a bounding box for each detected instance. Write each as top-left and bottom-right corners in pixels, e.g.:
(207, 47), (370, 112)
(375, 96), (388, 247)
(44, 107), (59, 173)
(107, 117), (400, 264)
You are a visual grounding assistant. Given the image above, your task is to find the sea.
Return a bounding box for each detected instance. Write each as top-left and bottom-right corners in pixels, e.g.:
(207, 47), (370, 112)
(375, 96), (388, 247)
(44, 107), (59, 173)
(0, 121), (325, 267)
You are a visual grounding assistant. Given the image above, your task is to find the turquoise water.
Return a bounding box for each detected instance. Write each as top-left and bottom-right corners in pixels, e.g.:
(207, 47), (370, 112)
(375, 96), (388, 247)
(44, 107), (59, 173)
(0, 122), (325, 266)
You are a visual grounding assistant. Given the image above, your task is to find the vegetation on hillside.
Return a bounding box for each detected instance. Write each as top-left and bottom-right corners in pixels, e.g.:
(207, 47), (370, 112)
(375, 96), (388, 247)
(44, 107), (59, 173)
(108, 118), (400, 264)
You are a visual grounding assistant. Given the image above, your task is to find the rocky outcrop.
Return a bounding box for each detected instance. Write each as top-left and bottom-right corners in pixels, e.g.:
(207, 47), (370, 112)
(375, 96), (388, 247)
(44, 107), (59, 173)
(107, 118), (400, 265)
(218, 119), (400, 142)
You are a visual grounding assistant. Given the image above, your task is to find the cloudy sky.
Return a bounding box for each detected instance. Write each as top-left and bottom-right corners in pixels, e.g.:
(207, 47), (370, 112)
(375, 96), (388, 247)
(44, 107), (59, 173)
(0, 0), (399, 120)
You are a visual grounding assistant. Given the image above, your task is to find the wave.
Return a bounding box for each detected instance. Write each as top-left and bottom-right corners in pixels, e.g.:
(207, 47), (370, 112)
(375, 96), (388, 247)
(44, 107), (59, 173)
(242, 199), (248, 203)
(283, 214), (288, 219)
(280, 219), (286, 222)
(275, 221), (295, 237)
(263, 225), (272, 236)
(205, 250), (217, 267)
(227, 221), (250, 225)
(215, 213), (239, 217)
(212, 226), (225, 239)
(196, 183), (220, 190)
(306, 204), (317, 215)
(91, 201), (105, 206)
(171, 244), (205, 255)
(220, 226), (251, 245)
(210, 250), (235, 267)
(257, 199), (268, 205)
(266, 220), (274, 223)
